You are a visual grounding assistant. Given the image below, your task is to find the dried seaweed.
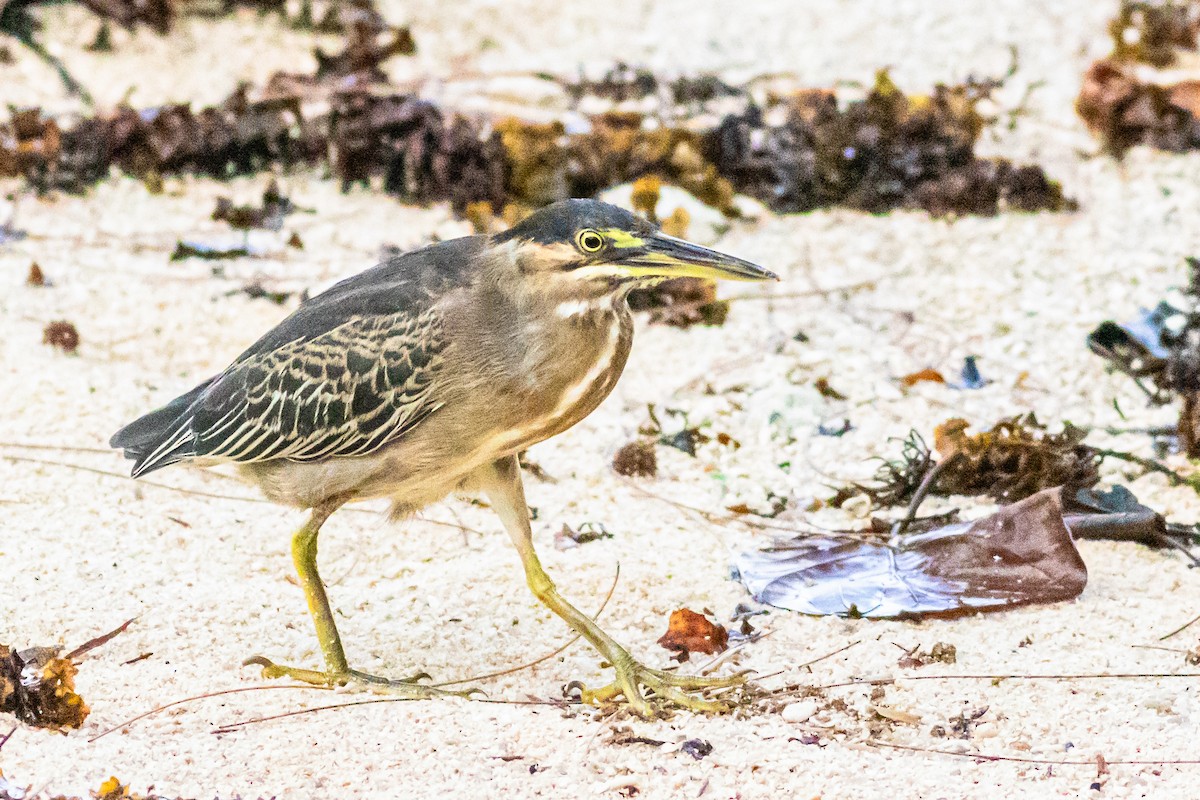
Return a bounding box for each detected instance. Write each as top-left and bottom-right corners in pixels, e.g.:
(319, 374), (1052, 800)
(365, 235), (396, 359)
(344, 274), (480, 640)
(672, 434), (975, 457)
(42, 320), (80, 353)
(858, 414), (1100, 507)
(211, 180), (295, 233)
(557, 62), (741, 108)
(1077, 2), (1200, 154)
(707, 71), (1075, 215)
(612, 440), (657, 478)
(0, 0), (172, 98)
(1, 61), (1072, 221)
(1, 645), (89, 729)
(1089, 257), (1200, 455)
(897, 642), (957, 668)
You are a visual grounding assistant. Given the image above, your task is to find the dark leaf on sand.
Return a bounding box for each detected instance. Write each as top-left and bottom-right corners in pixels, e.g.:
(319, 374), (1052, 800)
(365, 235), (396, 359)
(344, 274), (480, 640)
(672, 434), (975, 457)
(733, 489), (1088, 618)
(656, 608), (728, 660)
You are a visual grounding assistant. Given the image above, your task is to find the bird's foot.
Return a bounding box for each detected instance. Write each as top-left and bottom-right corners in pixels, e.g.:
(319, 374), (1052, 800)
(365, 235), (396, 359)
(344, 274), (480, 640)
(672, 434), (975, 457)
(243, 655), (481, 699)
(574, 656), (749, 717)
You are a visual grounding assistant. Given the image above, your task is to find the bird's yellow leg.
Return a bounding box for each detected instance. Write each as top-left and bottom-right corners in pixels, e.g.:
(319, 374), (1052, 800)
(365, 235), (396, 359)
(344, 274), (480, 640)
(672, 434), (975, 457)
(244, 502), (476, 699)
(480, 456), (746, 717)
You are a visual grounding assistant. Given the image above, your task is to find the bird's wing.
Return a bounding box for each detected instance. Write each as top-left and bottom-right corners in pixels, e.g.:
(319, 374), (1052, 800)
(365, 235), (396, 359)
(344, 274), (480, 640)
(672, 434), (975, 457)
(118, 236), (486, 476)
(185, 309), (446, 464)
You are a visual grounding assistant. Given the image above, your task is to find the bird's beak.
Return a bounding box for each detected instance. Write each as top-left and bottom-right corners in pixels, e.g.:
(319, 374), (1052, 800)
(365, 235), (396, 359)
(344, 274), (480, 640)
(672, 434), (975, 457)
(613, 233), (778, 282)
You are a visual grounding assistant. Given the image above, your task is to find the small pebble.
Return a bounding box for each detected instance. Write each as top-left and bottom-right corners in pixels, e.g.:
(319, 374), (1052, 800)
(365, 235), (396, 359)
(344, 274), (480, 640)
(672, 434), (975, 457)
(782, 700), (819, 723)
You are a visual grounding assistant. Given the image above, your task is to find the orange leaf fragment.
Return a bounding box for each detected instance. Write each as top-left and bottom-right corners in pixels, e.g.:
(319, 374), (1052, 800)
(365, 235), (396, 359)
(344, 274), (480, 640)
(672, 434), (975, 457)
(656, 608), (728, 658)
(899, 368), (946, 387)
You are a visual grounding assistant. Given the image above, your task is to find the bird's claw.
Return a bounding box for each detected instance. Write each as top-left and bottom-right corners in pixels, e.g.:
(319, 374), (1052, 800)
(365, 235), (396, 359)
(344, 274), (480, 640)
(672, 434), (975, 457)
(572, 660), (750, 717)
(243, 655), (483, 699)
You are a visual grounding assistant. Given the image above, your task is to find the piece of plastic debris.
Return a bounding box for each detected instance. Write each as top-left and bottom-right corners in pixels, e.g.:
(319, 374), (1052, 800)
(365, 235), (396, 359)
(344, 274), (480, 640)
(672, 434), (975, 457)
(954, 355), (989, 389)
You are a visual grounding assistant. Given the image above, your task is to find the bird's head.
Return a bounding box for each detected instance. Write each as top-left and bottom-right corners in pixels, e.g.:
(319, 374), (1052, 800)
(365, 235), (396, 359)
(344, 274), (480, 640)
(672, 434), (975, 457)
(492, 199), (777, 304)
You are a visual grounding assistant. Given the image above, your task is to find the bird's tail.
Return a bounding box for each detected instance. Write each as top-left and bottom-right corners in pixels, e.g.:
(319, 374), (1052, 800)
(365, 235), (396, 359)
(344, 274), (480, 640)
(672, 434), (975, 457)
(110, 380), (212, 477)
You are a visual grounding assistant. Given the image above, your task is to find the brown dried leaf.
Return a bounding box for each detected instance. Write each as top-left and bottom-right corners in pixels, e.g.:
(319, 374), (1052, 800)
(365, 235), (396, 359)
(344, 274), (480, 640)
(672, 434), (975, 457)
(900, 368), (946, 387)
(656, 608), (728, 659)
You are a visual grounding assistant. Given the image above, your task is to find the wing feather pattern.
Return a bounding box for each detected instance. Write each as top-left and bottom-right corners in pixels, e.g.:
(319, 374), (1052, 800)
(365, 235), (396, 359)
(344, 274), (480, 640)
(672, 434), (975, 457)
(114, 236), (485, 478)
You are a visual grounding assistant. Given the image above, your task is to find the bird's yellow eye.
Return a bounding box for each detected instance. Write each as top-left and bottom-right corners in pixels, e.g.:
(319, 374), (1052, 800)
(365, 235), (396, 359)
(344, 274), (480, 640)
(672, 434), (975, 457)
(576, 229), (605, 253)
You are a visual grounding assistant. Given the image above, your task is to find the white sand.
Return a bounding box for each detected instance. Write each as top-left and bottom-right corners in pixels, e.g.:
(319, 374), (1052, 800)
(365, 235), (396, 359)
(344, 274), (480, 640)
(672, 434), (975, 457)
(2, 1), (1200, 798)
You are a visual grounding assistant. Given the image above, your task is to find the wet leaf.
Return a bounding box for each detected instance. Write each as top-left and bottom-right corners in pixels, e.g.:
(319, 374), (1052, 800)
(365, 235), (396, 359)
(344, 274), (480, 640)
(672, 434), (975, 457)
(656, 608), (728, 660)
(733, 489), (1088, 618)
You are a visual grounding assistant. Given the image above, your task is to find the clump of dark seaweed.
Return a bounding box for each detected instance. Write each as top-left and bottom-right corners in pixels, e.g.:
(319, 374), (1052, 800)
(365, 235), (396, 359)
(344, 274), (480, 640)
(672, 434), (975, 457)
(707, 71), (1075, 215)
(1077, 1), (1200, 154)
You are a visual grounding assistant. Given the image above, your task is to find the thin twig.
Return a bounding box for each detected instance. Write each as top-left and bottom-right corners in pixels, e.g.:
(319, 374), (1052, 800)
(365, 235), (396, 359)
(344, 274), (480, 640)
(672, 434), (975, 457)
(0, 441), (113, 454)
(723, 279), (878, 303)
(870, 741), (1200, 767)
(65, 617), (136, 660)
(1096, 449), (1193, 487)
(0, 726), (15, 752)
(432, 564), (621, 688)
(890, 457), (955, 537)
(807, 672), (1200, 691)
(0, 454), (481, 533)
(88, 685), (330, 742)
(210, 694), (568, 734)
(1160, 612), (1200, 641)
(794, 640), (862, 672)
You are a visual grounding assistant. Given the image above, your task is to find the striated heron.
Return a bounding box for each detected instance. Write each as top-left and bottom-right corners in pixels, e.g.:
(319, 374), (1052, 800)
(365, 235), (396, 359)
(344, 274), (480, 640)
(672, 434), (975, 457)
(111, 199), (777, 715)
